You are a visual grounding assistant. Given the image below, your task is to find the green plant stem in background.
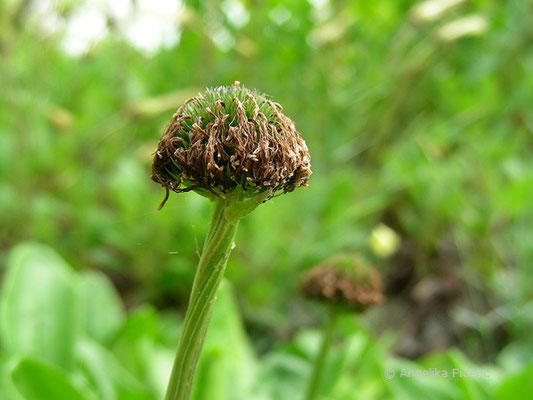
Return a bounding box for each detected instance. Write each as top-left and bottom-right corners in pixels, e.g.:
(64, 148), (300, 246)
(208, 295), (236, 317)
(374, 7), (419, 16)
(165, 198), (239, 400)
(305, 305), (338, 400)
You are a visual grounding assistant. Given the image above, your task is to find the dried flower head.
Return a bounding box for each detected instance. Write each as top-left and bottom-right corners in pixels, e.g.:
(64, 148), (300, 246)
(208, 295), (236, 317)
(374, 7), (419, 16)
(302, 253), (384, 312)
(151, 82), (311, 206)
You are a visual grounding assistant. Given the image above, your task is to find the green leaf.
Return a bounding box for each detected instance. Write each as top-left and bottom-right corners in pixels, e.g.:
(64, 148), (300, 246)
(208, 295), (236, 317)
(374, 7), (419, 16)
(76, 339), (155, 400)
(385, 358), (460, 400)
(252, 352), (308, 400)
(0, 355), (20, 400)
(496, 360), (533, 400)
(140, 342), (174, 400)
(192, 280), (257, 400)
(111, 306), (160, 378)
(446, 351), (497, 400)
(0, 243), (81, 368)
(110, 305), (174, 398)
(497, 342), (533, 373)
(11, 357), (95, 400)
(80, 270), (125, 343)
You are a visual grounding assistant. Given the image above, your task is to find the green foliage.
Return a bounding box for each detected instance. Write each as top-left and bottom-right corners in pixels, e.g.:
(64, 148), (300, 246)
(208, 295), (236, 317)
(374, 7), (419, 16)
(80, 271), (125, 344)
(0, 243), (254, 399)
(495, 361), (533, 400)
(11, 357), (96, 400)
(0, 243), (533, 399)
(192, 281), (257, 400)
(0, 243), (80, 369)
(0, 0), (531, 339)
(1, 0), (533, 398)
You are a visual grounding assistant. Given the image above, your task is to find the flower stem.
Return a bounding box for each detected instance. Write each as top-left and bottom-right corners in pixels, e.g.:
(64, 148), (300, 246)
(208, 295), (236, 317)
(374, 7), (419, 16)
(165, 198), (239, 400)
(305, 305), (338, 400)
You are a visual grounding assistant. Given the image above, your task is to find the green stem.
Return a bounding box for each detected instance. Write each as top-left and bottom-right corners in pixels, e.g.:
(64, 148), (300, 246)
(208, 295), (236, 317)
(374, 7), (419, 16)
(165, 198), (239, 400)
(305, 305), (338, 400)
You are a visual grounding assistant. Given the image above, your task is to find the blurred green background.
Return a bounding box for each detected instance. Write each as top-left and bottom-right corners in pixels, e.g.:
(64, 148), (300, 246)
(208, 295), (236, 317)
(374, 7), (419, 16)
(1, 0), (532, 399)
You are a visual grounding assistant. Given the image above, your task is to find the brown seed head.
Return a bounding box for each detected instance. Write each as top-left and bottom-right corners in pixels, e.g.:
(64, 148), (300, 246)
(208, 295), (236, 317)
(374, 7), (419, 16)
(302, 253), (384, 312)
(151, 83), (311, 203)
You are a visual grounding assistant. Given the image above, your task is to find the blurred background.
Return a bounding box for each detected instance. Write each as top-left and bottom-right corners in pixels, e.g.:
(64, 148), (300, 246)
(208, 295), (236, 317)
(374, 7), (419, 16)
(1, 0), (532, 399)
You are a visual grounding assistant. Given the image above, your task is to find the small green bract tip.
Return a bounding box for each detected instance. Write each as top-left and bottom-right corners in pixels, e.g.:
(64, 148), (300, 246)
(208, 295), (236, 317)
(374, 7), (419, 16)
(151, 82), (311, 204)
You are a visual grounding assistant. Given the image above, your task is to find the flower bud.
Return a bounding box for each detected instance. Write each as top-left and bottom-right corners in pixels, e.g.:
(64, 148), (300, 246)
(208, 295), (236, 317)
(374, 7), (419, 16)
(369, 224), (400, 259)
(151, 82), (311, 205)
(302, 253), (384, 312)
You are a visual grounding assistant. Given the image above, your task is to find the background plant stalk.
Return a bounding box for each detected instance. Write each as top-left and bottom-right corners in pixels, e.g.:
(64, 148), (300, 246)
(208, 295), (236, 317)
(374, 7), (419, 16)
(305, 305), (338, 400)
(165, 198), (239, 400)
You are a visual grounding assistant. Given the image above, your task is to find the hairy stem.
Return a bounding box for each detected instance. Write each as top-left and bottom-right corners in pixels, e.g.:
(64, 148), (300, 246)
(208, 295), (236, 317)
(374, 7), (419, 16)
(305, 305), (338, 400)
(165, 198), (239, 400)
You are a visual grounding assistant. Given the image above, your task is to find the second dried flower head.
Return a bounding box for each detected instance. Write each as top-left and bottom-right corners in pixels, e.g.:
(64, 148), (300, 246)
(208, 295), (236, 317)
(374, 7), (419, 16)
(303, 253), (384, 312)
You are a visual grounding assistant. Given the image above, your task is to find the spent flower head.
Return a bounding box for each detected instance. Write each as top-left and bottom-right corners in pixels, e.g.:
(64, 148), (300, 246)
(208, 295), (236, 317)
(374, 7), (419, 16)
(302, 253), (384, 312)
(151, 82), (311, 206)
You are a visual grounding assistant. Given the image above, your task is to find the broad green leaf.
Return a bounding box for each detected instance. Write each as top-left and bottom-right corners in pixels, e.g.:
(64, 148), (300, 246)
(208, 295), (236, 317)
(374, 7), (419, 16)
(111, 306), (160, 378)
(192, 280), (257, 400)
(110, 305), (174, 398)
(497, 342), (533, 373)
(76, 339), (155, 400)
(141, 343), (174, 400)
(252, 352), (308, 400)
(0, 355), (20, 400)
(189, 350), (224, 400)
(11, 357), (95, 400)
(385, 358), (460, 400)
(331, 331), (390, 400)
(0, 243), (80, 368)
(446, 351), (497, 400)
(495, 360), (533, 400)
(80, 271), (125, 343)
